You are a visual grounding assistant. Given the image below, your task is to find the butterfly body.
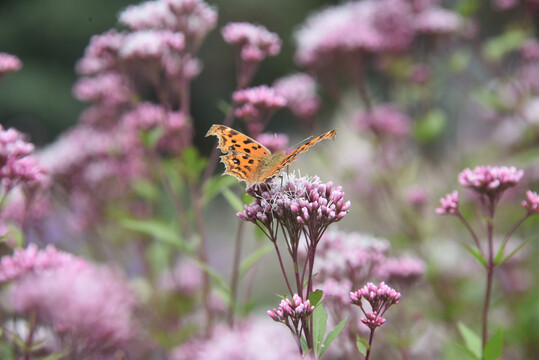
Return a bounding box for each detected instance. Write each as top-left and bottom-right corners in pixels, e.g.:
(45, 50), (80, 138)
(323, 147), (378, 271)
(206, 125), (336, 186)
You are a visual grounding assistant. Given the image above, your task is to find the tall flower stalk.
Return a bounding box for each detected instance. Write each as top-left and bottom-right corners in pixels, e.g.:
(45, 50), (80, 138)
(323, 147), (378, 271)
(437, 165), (539, 350)
(237, 173), (350, 354)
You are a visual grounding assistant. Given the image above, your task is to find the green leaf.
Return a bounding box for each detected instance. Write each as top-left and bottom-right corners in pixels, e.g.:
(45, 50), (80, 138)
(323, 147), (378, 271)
(356, 336), (369, 356)
(483, 28), (527, 62)
(312, 304), (328, 357)
(132, 178), (160, 201)
(191, 258), (230, 294)
(202, 175), (237, 205)
(413, 109), (447, 144)
(140, 126), (164, 148)
(308, 289), (324, 307)
(456, 0), (480, 16)
(35, 350), (70, 360)
(449, 50), (471, 73)
(319, 317), (349, 357)
(499, 236), (536, 265)
(178, 147), (207, 183)
(121, 218), (193, 254)
(221, 187), (244, 212)
(457, 322), (482, 360)
(462, 243), (487, 268)
(483, 328), (503, 360)
(239, 243), (273, 277)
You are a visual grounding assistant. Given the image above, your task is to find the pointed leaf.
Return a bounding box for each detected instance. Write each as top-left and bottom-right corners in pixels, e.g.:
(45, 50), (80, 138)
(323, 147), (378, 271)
(221, 187), (244, 212)
(483, 328), (503, 360)
(457, 322), (482, 360)
(356, 336), (369, 356)
(500, 236), (536, 265)
(239, 243), (273, 277)
(121, 218), (193, 254)
(462, 243), (487, 268)
(319, 317), (349, 357)
(202, 175), (237, 205)
(308, 289), (324, 307)
(313, 304), (328, 357)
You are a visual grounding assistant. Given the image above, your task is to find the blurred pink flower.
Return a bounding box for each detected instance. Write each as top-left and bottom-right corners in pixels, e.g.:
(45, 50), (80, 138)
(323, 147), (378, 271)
(73, 71), (132, 106)
(0, 244), (87, 282)
(521, 190), (539, 213)
(119, 0), (217, 46)
(222, 22), (282, 62)
(521, 39), (539, 61)
(0, 52), (22, 75)
(76, 29), (126, 75)
(294, 0), (415, 67)
(255, 133), (289, 153)
(119, 30), (185, 60)
(355, 104), (410, 137)
(409, 63), (431, 84)
(273, 73), (320, 120)
(414, 7), (463, 34)
(10, 257), (137, 356)
(170, 319), (301, 360)
(374, 257), (425, 285)
(435, 190), (459, 215)
(458, 166), (523, 198)
(492, 0), (519, 10)
(233, 85), (286, 125)
(406, 186), (429, 208)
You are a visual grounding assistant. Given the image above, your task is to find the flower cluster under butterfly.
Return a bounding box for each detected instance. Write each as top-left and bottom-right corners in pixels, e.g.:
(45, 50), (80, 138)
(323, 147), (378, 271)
(205, 124), (337, 186)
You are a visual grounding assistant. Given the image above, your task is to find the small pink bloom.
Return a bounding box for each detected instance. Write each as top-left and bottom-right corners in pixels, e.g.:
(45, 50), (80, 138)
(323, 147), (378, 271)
(458, 166), (523, 197)
(355, 104), (410, 137)
(521, 39), (539, 61)
(521, 190), (539, 213)
(255, 133), (289, 153)
(273, 73), (320, 119)
(222, 22), (281, 62)
(0, 53), (22, 75)
(436, 190), (459, 214)
(414, 7), (463, 35)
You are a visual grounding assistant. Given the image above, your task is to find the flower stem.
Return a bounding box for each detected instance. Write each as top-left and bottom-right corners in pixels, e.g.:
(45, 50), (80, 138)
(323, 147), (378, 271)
(228, 220), (245, 328)
(482, 203), (495, 349)
(364, 328), (376, 360)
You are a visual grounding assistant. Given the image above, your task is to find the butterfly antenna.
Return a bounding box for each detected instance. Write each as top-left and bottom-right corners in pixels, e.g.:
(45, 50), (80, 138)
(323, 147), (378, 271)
(286, 135), (314, 154)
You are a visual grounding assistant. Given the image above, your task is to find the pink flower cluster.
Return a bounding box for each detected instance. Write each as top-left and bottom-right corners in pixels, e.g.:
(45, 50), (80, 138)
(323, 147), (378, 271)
(1, 244), (137, 355)
(170, 320), (302, 360)
(238, 174), (350, 229)
(0, 125), (47, 194)
(310, 231), (423, 304)
(267, 294), (315, 324)
(0, 244), (87, 282)
(0, 52), (22, 76)
(233, 85), (286, 126)
(521, 190), (539, 213)
(255, 132), (289, 153)
(435, 190), (459, 215)
(355, 104), (410, 138)
(119, 0), (217, 45)
(294, 0), (462, 68)
(350, 281), (401, 330)
(273, 73), (320, 120)
(458, 165), (523, 197)
(222, 22), (281, 62)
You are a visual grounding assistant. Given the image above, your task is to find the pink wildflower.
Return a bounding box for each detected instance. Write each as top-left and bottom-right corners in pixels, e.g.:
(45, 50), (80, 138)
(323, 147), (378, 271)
(436, 190), (459, 215)
(0, 53), (23, 75)
(233, 85), (286, 124)
(458, 166), (523, 197)
(521, 190), (539, 213)
(350, 281), (401, 330)
(255, 133), (289, 153)
(273, 73), (320, 119)
(222, 22), (282, 62)
(355, 104), (410, 137)
(414, 7), (463, 34)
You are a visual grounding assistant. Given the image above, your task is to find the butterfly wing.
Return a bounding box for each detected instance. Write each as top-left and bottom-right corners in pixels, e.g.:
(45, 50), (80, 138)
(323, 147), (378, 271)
(206, 124), (272, 185)
(257, 129), (337, 181)
(205, 125), (271, 157)
(219, 151), (266, 186)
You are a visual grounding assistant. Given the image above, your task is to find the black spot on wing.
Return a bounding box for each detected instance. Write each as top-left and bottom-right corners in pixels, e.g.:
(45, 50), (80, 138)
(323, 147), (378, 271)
(248, 159), (254, 164)
(232, 158), (240, 165)
(243, 139), (253, 144)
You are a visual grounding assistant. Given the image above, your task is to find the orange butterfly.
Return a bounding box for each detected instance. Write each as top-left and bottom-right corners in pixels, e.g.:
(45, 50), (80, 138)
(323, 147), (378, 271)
(206, 125), (337, 186)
